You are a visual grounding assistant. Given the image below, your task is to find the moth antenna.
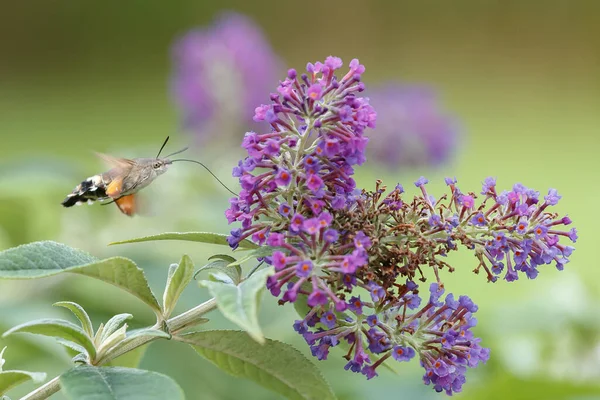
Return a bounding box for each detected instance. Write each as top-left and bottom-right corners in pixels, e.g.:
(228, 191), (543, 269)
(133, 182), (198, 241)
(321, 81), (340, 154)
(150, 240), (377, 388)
(156, 136), (170, 159)
(164, 146), (189, 159)
(171, 159), (238, 197)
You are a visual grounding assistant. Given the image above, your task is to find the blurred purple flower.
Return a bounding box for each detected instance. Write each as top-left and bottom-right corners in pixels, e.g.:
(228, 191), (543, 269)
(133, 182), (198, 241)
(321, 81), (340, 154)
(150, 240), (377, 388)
(170, 12), (282, 141)
(367, 84), (459, 168)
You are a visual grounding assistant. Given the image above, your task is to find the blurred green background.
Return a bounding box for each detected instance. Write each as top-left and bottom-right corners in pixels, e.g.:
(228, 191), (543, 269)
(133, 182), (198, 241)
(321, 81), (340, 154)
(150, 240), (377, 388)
(1, 1), (599, 399)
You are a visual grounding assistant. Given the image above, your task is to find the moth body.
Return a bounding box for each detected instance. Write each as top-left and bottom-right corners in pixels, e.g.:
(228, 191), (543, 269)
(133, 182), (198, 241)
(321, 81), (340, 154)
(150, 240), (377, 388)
(60, 136), (228, 216)
(61, 173), (111, 207)
(61, 155), (172, 216)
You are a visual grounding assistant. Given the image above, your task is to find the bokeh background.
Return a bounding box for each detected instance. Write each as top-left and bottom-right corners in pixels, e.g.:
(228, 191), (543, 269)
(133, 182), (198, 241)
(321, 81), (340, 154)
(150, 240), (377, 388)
(1, 1), (599, 399)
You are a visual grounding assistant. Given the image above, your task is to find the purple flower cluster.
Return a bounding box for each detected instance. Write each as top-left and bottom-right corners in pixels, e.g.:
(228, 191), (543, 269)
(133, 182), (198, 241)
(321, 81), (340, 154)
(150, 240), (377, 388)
(226, 56), (375, 249)
(441, 177), (576, 281)
(295, 281), (489, 395)
(265, 214), (370, 311)
(366, 84), (459, 169)
(171, 12), (281, 138)
(224, 57), (576, 395)
(328, 178), (576, 286)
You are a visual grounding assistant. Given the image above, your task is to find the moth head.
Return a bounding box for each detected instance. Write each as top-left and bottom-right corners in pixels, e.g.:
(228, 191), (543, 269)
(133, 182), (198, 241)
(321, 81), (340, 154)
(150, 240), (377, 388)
(151, 158), (172, 176)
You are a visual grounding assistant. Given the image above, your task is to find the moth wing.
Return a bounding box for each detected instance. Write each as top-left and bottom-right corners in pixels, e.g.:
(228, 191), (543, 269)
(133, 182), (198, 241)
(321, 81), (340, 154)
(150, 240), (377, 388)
(126, 178), (161, 217)
(95, 152), (136, 170)
(114, 194), (137, 216)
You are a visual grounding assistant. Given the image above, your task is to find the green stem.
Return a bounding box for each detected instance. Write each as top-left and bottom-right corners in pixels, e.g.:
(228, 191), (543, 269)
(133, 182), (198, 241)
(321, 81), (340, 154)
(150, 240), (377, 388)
(293, 120), (314, 168)
(19, 376), (60, 400)
(246, 260), (265, 278)
(99, 297), (218, 364)
(167, 297), (218, 334)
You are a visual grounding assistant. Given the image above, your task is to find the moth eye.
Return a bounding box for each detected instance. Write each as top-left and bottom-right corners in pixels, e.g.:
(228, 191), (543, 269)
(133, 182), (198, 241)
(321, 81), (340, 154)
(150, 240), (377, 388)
(153, 162), (161, 169)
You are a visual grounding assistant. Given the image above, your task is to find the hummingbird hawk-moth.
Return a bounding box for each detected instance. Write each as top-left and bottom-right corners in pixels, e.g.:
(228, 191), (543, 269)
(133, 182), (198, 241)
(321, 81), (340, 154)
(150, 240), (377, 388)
(61, 137), (235, 216)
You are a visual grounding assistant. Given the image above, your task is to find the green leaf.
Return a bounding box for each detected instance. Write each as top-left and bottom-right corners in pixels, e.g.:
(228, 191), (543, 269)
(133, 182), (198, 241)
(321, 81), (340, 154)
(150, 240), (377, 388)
(0, 241), (97, 278)
(226, 246), (278, 267)
(0, 371), (46, 396)
(109, 232), (258, 250)
(53, 301), (94, 337)
(0, 241), (161, 315)
(98, 314), (132, 345)
(207, 271), (235, 285)
(198, 267), (274, 343)
(60, 366), (185, 400)
(72, 354), (88, 364)
(68, 257), (161, 316)
(0, 346), (5, 371)
(0, 346), (46, 395)
(95, 329), (171, 365)
(56, 338), (88, 358)
(2, 319), (97, 361)
(124, 328), (172, 342)
(97, 325), (128, 358)
(180, 331), (336, 400)
(195, 258), (242, 285)
(208, 254), (237, 263)
(162, 255), (195, 318)
(293, 292), (312, 320)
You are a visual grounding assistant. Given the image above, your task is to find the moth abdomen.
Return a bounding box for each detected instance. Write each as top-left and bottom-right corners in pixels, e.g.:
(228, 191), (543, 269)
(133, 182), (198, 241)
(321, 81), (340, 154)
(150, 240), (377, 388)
(61, 175), (109, 207)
